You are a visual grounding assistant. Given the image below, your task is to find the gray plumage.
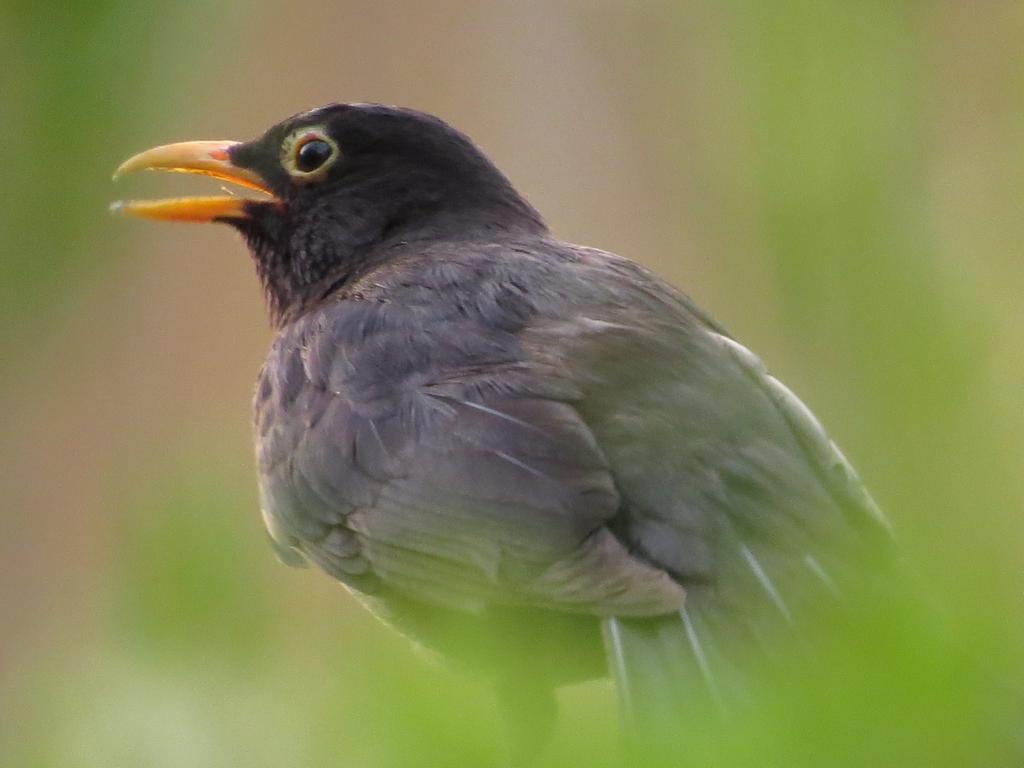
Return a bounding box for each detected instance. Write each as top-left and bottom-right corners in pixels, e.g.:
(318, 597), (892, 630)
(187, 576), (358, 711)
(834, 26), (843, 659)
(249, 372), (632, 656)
(254, 235), (889, 699)
(116, 103), (894, 754)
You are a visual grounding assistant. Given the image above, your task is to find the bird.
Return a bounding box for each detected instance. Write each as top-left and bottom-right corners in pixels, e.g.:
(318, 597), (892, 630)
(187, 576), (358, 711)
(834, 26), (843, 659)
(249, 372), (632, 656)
(112, 103), (893, 760)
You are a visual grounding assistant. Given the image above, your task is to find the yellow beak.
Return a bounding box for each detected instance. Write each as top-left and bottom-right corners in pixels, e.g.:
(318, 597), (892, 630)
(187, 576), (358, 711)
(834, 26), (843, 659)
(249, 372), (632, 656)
(111, 140), (276, 222)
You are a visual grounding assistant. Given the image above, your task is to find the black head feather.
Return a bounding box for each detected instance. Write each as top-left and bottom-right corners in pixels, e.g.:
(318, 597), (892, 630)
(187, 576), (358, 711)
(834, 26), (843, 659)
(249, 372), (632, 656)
(225, 104), (546, 324)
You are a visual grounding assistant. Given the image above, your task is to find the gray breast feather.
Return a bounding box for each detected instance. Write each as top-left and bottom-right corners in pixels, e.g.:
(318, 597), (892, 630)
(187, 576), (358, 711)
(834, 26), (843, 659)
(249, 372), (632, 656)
(254, 296), (685, 615)
(252, 245), (890, 635)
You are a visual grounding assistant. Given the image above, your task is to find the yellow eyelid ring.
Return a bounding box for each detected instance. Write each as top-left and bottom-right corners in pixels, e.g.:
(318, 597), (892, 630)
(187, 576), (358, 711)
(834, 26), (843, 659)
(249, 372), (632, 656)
(281, 125), (340, 180)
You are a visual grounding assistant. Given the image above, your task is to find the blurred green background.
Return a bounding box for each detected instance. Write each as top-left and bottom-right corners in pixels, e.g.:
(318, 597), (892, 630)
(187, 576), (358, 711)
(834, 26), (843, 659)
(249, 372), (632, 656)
(2, 2), (1022, 766)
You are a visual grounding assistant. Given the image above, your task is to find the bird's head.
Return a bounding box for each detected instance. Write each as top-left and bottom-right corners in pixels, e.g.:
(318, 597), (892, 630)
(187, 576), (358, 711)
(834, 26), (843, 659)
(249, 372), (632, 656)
(113, 103), (545, 323)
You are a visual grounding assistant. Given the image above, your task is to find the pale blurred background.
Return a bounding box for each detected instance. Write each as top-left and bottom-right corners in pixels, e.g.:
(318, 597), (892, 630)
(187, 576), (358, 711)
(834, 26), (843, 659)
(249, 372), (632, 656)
(2, 2), (1022, 766)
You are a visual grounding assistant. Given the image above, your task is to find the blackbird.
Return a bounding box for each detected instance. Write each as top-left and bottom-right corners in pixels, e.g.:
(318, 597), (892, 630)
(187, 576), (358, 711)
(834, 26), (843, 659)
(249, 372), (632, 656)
(113, 103), (892, 755)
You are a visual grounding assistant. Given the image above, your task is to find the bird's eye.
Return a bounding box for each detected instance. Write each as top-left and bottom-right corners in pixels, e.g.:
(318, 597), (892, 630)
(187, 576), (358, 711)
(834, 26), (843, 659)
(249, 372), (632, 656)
(281, 127), (339, 180)
(295, 139), (333, 172)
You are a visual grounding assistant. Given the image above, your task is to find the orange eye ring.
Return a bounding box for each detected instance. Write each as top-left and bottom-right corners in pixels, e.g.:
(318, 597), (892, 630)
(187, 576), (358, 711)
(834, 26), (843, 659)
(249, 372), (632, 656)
(281, 126), (339, 180)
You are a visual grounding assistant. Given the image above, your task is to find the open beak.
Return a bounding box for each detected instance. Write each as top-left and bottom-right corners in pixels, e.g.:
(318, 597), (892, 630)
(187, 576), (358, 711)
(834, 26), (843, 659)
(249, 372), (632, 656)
(111, 140), (276, 222)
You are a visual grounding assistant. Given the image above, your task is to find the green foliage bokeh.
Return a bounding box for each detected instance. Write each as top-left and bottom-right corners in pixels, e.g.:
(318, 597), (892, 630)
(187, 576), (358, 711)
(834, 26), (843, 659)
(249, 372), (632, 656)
(1, 3), (1021, 766)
